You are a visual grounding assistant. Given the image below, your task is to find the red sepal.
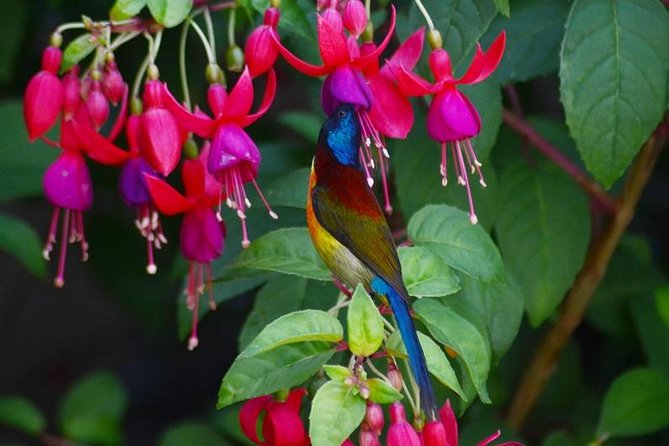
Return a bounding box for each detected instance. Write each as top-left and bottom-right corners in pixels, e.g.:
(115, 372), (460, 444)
(397, 67), (437, 96)
(351, 6), (396, 69)
(239, 395), (273, 445)
(239, 68), (277, 127)
(317, 12), (350, 68)
(222, 67), (254, 121)
(181, 159), (205, 199)
(162, 84), (216, 137)
(381, 26), (425, 80)
(144, 174), (192, 215)
(71, 121), (130, 166)
(106, 84), (129, 142)
(271, 32), (331, 77)
(458, 31), (506, 85)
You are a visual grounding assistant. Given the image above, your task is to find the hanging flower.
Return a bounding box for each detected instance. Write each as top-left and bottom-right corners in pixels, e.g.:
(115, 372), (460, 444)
(239, 388), (309, 446)
(387, 402), (421, 446)
(398, 31), (506, 224)
(24, 46), (64, 141)
(244, 7), (281, 78)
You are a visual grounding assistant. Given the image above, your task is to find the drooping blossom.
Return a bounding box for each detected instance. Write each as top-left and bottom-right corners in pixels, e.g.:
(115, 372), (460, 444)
(387, 402), (421, 446)
(102, 59), (125, 105)
(239, 388), (309, 446)
(24, 46), (64, 141)
(144, 146), (224, 350)
(163, 67), (278, 247)
(244, 7), (280, 78)
(398, 31), (506, 224)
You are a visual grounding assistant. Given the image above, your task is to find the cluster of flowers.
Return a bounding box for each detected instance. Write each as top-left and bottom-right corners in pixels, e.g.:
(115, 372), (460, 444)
(241, 388), (521, 446)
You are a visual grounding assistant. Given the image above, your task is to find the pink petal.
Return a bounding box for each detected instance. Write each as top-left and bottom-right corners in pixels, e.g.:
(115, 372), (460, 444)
(208, 124), (260, 181)
(24, 71), (64, 141)
(207, 83), (228, 118)
(43, 150), (93, 211)
(144, 174), (192, 215)
(343, 0), (367, 38)
(222, 67), (254, 120)
(180, 207), (223, 263)
(142, 107), (182, 176)
(438, 400), (459, 446)
(262, 399), (308, 446)
(367, 74), (413, 138)
(426, 89), (480, 142)
(239, 68), (277, 127)
(198, 142), (223, 205)
(71, 121), (130, 166)
(477, 430), (501, 446)
(381, 27), (425, 80)
(162, 83), (216, 137)
(397, 67), (436, 97)
(458, 31), (506, 85)
(245, 26), (279, 78)
(284, 388), (307, 413)
(182, 158), (207, 199)
(317, 11), (350, 68)
(423, 420), (448, 446)
(239, 395), (273, 445)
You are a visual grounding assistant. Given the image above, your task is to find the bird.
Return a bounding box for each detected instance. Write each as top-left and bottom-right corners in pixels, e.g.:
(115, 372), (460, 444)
(306, 102), (437, 420)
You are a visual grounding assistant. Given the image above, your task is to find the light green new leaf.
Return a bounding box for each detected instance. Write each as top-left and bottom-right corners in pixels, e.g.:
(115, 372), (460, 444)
(0, 212), (47, 278)
(323, 365), (351, 382)
(408, 205), (503, 281)
(240, 309), (343, 358)
(110, 0), (146, 20)
(160, 422), (229, 446)
(218, 342), (334, 407)
(309, 381), (366, 446)
(560, 0), (669, 187)
(147, 0), (192, 27)
(414, 298), (491, 402)
(493, 0), (509, 17)
(62, 33), (98, 73)
(347, 285), (384, 357)
(0, 396), (46, 435)
(234, 227), (331, 281)
(495, 163), (590, 326)
(597, 368), (669, 439)
(367, 378), (403, 404)
(398, 246), (460, 298)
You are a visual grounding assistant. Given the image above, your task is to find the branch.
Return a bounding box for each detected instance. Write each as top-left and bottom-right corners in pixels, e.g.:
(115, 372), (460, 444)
(505, 119), (668, 431)
(502, 109), (617, 214)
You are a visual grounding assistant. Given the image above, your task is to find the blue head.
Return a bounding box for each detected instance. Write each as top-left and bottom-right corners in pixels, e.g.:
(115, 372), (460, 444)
(318, 103), (361, 167)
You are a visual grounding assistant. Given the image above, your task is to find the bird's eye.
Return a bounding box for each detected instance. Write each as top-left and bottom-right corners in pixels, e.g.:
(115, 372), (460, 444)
(338, 109), (346, 117)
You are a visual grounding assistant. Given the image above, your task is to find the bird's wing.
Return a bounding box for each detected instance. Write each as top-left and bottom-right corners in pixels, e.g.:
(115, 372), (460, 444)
(311, 184), (408, 301)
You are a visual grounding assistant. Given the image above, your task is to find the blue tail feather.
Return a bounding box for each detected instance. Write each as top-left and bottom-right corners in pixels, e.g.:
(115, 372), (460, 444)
(371, 276), (437, 419)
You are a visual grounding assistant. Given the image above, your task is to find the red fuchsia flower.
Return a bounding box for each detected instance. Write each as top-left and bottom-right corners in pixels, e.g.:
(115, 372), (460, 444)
(103, 59), (125, 106)
(398, 31), (506, 224)
(387, 402), (421, 446)
(144, 148), (224, 350)
(244, 7), (281, 78)
(24, 46), (64, 141)
(163, 67), (278, 248)
(239, 388), (309, 446)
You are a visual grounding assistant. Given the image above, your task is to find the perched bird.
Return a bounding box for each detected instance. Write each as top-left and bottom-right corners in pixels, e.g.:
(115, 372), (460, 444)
(307, 103), (437, 419)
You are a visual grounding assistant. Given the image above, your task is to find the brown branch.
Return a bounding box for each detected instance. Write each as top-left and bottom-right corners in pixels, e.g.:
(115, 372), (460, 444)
(502, 109), (617, 214)
(505, 122), (668, 431)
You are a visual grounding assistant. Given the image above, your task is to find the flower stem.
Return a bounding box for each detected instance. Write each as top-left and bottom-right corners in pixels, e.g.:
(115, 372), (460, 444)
(188, 18), (217, 64)
(413, 0), (435, 30)
(204, 7), (217, 56)
(227, 8), (237, 46)
(505, 118), (668, 431)
(178, 21), (192, 110)
(131, 54), (150, 99)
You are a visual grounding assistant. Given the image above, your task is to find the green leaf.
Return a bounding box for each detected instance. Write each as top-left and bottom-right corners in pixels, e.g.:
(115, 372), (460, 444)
(493, 0), (509, 17)
(398, 246), (460, 298)
(160, 422), (229, 446)
(629, 295), (669, 379)
(240, 309), (343, 358)
(0, 212), (47, 278)
(347, 285), (384, 357)
(233, 227), (331, 281)
(0, 0), (26, 83)
(461, 79), (503, 162)
(278, 111), (322, 142)
(147, 0), (193, 27)
(407, 205), (503, 281)
(262, 167), (309, 209)
(253, 0), (314, 41)
(218, 342), (334, 408)
(59, 371), (128, 446)
(495, 163), (590, 326)
(323, 365), (351, 382)
(366, 378), (403, 404)
(309, 381), (366, 446)
(484, 0), (570, 83)
(62, 33), (97, 73)
(110, 0), (146, 20)
(560, 0), (669, 187)
(657, 286), (669, 329)
(596, 368), (669, 439)
(0, 396), (46, 435)
(414, 298), (491, 402)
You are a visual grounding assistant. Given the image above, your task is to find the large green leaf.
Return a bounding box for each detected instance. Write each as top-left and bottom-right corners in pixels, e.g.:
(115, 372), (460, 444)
(630, 296), (669, 379)
(596, 368), (669, 439)
(484, 0), (570, 82)
(278, 111), (322, 142)
(252, 0), (315, 42)
(347, 285), (384, 357)
(309, 381), (366, 446)
(0, 212), (47, 279)
(218, 341), (334, 407)
(110, 0), (146, 20)
(414, 298), (491, 402)
(233, 227), (330, 281)
(408, 205), (503, 281)
(240, 309), (343, 358)
(398, 246), (460, 298)
(560, 0), (669, 187)
(495, 163), (590, 326)
(59, 371), (128, 446)
(0, 396), (46, 435)
(263, 167), (310, 209)
(160, 422), (229, 446)
(147, 0), (192, 28)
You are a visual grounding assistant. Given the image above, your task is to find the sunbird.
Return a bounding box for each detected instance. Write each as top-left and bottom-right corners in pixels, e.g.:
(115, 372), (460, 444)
(307, 103), (437, 419)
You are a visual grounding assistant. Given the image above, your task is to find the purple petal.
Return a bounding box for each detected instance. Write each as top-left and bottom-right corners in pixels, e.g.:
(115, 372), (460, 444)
(426, 89), (480, 142)
(43, 150), (93, 211)
(321, 66), (372, 114)
(119, 156), (159, 207)
(207, 124), (261, 182)
(180, 207), (224, 263)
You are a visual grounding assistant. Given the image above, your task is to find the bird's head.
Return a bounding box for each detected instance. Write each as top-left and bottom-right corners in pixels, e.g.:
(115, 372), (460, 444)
(318, 103), (361, 167)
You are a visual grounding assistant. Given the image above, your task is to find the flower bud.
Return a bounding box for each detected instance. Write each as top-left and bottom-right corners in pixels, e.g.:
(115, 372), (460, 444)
(321, 7), (344, 34)
(429, 48), (453, 81)
(387, 402), (421, 446)
(423, 420), (448, 446)
(244, 19), (279, 78)
(226, 44), (245, 72)
(427, 29), (443, 49)
(103, 61), (125, 105)
(86, 80), (109, 130)
(343, 0), (366, 38)
(359, 428), (382, 446)
(365, 402), (384, 434)
(23, 46), (64, 141)
(62, 67), (82, 119)
(388, 361), (403, 391)
(264, 6), (280, 27)
(207, 83), (228, 117)
(42, 46), (62, 74)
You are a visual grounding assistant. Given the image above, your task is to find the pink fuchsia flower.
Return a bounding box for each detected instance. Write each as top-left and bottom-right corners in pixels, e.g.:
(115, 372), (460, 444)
(144, 149), (224, 350)
(244, 7), (281, 78)
(24, 46), (64, 141)
(239, 388), (309, 446)
(163, 67), (278, 248)
(103, 59), (125, 106)
(343, 0), (366, 39)
(398, 31), (506, 224)
(387, 402), (421, 446)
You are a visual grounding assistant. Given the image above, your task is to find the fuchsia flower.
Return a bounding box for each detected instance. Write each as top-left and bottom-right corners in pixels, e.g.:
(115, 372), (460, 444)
(398, 31), (506, 224)
(24, 46), (64, 141)
(245, 7), (281, 78)
(144, 147), (224, 350)
(239, 388), (309, 446)
(164, 67), (278, 247)
(387, 402), (421, 446)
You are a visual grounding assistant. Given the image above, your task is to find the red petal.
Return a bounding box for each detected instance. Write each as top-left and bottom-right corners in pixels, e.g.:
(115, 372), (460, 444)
(239, 395), (273, 445)
(24, 71), (64, 141)
(106, 84), (129, 141)
(317, 12), (350, 68)
(161, 83), (216, 137)
(239, 68), (277, 127)
(181, 158), (205, 199)
(271, 32), (331, 77)
(381, 27), (425, 80)
(352, 6), (396, 69)
(144, 174), (192, 215)
(284, 388), (307, 412)
(72, 121), (130, 166)
(142, 108), (182, 176)
(222, 67), (254, 120)
(263, 401), (308, 446)
(439, 400), (459, 446)
(397, 67), (436, 97)
(367, 75), (413, 138)
(458, 31), (506, 85)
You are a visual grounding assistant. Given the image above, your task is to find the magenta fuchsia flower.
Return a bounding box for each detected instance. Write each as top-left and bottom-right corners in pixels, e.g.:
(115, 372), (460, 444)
(144, 149), (224, 350)
(244, 7), (281, 78)
(239, 388), (309, 446)
(24, 46), (64, 141)
(163, 67), (278, 248)
(387, 402), (421, 446)
(398, 31), (506, 224)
